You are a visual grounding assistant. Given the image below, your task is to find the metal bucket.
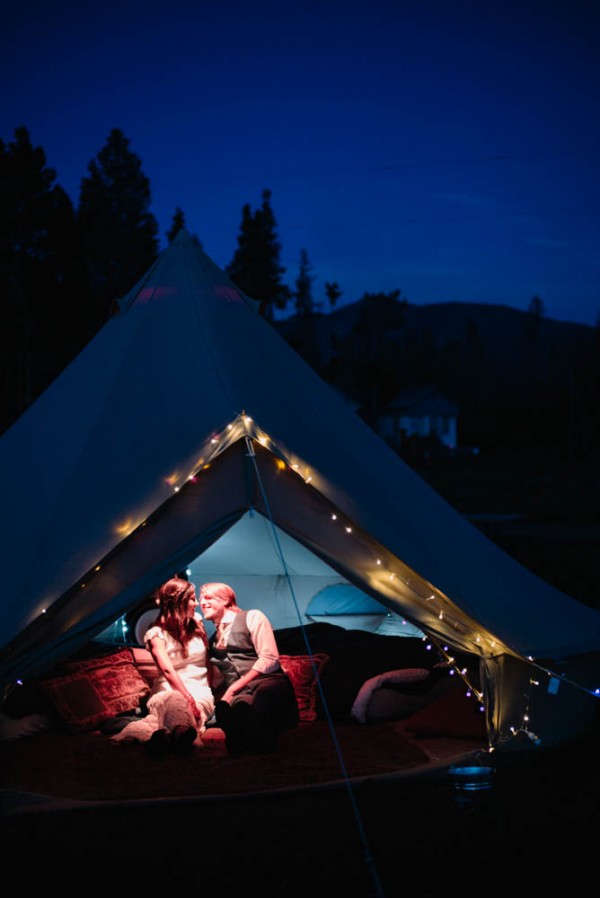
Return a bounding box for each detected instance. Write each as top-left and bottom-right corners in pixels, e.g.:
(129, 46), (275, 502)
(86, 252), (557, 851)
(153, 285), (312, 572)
(448, 765), (496, 792)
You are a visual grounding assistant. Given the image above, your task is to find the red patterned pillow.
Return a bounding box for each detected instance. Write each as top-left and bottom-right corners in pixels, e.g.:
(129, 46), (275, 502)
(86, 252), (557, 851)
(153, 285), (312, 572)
(41, 656), (150, 733)
(62, 647), (136, 673)
(129, 646), (159, 685)
(279, 653), (329, 722)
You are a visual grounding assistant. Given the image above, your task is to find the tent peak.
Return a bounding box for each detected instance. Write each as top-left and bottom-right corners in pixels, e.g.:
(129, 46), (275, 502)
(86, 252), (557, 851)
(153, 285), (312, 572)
(170, 228), (193, 245)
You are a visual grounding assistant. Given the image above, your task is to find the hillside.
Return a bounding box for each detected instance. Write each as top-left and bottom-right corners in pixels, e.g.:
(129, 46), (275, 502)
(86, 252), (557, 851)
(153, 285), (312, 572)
(276, 301), (600, 609)
(277, 299), (598, 447)
(278, 299), (596, 396)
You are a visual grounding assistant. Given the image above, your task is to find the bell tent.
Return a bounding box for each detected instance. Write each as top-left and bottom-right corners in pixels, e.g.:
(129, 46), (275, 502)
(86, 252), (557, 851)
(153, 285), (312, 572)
(1, 229), (598, 748)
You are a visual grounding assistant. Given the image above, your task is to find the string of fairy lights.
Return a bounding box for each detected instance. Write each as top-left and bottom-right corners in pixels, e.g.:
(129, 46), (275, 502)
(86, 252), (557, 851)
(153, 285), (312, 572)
(24, 412), (599, 744)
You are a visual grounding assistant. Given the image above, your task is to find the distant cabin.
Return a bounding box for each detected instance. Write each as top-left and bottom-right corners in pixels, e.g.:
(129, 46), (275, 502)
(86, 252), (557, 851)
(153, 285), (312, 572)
(377, 385), (458, 453)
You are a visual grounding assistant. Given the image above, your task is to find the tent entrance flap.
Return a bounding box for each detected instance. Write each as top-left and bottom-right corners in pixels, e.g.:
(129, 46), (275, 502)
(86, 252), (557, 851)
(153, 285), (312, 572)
(0, 442), (254, 685)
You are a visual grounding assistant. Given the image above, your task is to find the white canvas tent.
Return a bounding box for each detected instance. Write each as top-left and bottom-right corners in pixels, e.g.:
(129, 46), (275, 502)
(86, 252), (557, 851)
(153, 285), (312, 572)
(1, 230), (598, 748)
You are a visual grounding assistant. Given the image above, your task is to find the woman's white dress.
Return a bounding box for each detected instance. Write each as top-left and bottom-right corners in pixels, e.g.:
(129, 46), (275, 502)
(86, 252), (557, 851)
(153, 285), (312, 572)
(111, 623), (214, 746)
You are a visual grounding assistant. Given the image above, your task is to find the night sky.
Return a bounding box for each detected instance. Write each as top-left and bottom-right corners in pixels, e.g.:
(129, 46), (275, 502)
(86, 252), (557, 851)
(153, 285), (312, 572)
(3, 0), (599, 326)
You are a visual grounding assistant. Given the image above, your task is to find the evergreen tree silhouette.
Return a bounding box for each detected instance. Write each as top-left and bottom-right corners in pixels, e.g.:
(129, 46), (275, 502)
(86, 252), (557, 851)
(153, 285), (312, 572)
(0, 126), (84, 433)
(226, 188), (290, 320)
(167, 207), (186, 243)
(77, 127), (159, 334)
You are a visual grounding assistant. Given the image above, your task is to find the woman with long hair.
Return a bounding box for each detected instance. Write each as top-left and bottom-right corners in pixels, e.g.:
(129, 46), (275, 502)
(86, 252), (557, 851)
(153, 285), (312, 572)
(111, 577), (214, 757)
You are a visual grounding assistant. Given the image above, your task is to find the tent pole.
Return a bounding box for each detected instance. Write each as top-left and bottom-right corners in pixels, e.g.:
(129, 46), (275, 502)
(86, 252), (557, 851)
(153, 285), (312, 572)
(244, 437), (386, 898)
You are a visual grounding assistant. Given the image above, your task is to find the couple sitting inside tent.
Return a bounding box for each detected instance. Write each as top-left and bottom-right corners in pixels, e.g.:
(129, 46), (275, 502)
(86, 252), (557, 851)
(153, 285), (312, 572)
(111, 578), (299, 757)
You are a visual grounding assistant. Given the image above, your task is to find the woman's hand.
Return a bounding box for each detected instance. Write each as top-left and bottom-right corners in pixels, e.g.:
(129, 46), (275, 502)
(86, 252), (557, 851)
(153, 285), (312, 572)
(186, 693), (202, 721)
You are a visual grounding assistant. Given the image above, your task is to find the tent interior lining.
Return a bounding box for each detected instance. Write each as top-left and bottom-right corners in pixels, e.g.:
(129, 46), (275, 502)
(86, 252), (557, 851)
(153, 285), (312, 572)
(4, 437), (508, 684)
(107, 510), (427, 646)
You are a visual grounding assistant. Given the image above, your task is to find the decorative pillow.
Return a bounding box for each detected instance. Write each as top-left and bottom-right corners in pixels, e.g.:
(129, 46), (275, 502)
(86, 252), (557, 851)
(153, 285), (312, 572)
(41, 657), (150, 734)
(129, 646), (159, 685)
(279, 653), (330, 722)
(0, 711), (54, 741)
(350, 668), (431, 723)
(402, 683), (487, 740)
(361, 687), (431, 724)
(62, 647), (136, 673)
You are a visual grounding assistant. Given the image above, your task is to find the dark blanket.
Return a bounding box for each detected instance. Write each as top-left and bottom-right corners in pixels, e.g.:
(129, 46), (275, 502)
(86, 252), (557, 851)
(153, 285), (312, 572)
(0, 719), (432, 803)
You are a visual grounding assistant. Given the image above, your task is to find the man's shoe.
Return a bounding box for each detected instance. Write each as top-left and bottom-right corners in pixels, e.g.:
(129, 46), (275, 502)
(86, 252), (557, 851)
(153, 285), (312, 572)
(216, 701), (246, 754)
(215, 700), (233, 728)
(145, 728), (170, 758)
(232, 702), (277, 754)
(171, 725), (197, 756)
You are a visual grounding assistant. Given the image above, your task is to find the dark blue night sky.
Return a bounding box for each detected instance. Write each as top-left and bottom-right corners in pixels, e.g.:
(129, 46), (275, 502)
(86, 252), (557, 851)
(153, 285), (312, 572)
(3, 0), (599, 325)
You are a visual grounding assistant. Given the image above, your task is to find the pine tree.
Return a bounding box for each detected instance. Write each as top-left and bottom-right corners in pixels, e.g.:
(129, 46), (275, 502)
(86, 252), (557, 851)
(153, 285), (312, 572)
(167, 207), (186, 243)
(77, 128), (159, 332)
(327, 290), (407, 426)
(293, 249), (317, 315)
(524, 294), (545, 345)
(325, 281), (342, 310)
(286, 249), (324, 371)
(226, 188), (290, 319)
(0, 126), (84, 432)
(167, 207), (202, 247)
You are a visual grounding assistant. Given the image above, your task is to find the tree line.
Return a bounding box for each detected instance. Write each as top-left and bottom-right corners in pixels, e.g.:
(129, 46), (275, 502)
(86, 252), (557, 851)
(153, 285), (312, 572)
(1, 125), (339, 435)
(2, 125), (599, 471)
